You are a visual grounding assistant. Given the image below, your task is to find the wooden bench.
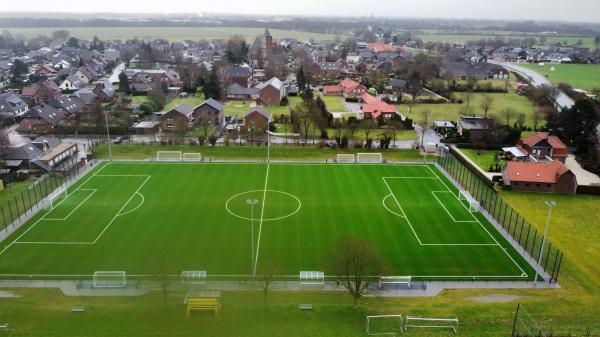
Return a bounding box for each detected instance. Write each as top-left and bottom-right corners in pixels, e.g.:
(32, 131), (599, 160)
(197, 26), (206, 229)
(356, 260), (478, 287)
(187, 297), (219, 316)
(298, 304), (313, 310)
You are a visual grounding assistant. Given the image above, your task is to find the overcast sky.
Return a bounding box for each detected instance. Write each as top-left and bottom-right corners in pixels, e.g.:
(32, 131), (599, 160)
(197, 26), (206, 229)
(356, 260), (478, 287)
(4, 0), (600, 23)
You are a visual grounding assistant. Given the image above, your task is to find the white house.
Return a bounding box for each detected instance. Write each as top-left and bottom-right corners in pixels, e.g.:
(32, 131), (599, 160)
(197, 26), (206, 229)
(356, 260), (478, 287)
(59, 74), (84, 91)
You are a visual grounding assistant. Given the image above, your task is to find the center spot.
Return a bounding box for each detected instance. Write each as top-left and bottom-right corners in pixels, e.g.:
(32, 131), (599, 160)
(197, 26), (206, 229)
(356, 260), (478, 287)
(225, 190), (301, 222)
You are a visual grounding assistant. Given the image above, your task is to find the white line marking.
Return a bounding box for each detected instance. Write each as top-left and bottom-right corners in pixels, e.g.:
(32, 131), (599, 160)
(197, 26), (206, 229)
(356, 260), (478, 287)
(253, 162), (270, 276)
(382, 178), (423, 245)
(382, 194), (405, 218)
(430, 191), (478, 223)
(43, 189), (97, 221)
(117, 192), (145, 217)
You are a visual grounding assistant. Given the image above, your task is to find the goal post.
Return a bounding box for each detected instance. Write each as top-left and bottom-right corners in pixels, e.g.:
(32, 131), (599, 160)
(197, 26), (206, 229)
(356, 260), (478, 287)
(357, 153), (383, 163)
(458, 190), (479, 213)
(404, 316), (459, 333)
(182, 153), (202, 162)
(366, 315), (404, 335)
(336, 154), (355, 163)
(43, 183), (69, 211)
(92, 271), (127, 288)
(156, 151), (183, 162)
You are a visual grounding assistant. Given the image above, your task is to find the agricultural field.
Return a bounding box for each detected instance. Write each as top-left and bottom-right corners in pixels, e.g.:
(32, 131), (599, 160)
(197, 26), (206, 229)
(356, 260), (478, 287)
(0, 27), (346, 42)
(518, 63), (600, 92)
(416, 33), (597, 49)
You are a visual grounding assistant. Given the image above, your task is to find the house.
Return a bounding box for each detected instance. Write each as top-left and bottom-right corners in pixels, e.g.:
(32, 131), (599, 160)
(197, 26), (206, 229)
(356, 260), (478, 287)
(1, 135), (78, 171)
(93, 81), (116, 102)
(0, 93), (29, 118)
(21, 80), (62, 103)
(193, 98), (225, 126)
(244, 107), (272, 131)
(360, 93), (397, 119)
(514, 132), (568, 164)
(456, 116), (495, 138)
(366, 43), (403, 53)
(258, 77), (285, 106)
(223, 65), (253, 88)
(35, 64), (57, 78)
(433, 121), (456, 135)
(47, 96), (85, 116)
(226, 83), (259, 100)
(18, 104), (66, 134)
(161, 102), (194, 130)
(502, 161), (577, 194)
(59, 74), (84, 91)
(75, 67), (92, 85)
(323, 78), (367, 97)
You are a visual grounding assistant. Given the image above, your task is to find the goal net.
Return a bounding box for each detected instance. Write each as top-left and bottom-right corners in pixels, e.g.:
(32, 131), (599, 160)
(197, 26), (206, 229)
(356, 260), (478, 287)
(458, 190), (479, 213)
(43, 183), (69, 211)
(405, 316), (459, 333)
(181, 270), (207, 284)
(379, 276), (411, 289)
(366, 315), (404, 335)
(92, 271), (127, 288)
(357, 153), (383, 163)
(182, 153), (203, 162)
(156, 151), (183, 161)
(336, 154), (355, 163)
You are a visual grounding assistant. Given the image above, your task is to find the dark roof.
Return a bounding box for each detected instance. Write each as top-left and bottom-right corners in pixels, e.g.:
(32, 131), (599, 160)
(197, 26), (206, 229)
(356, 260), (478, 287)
(227, 83), (259, 96)
(73, 88), (96, 105)
(170, 102), (194, 117)
(225, 66), (252, 78)
(3, 143), (44, 160)
(389, 79), (407, 89)
(32, 136), (61, 150)
(21, 104), (65, 124)
(199, 98), (224, 111)
(48, 96), (84, 114)
(245, 107), (272, 121)
(0, 93), (27, 113)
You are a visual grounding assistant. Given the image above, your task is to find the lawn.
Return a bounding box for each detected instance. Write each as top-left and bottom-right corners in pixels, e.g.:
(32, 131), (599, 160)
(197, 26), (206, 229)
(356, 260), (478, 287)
(459, 148), (501, 172)
(321, 95), (347, 112)
(0, 27), (347, 42)
(518, 63), (600, 92)
(164, 94), (207, 111)
(400, 92), (535, 127)
(223, 100), (254, 117)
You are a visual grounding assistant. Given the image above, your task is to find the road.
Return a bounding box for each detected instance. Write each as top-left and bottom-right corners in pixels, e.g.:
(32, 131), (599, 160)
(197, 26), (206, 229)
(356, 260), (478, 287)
(489, 60), (574, 110)
(108, 62), (126, 84)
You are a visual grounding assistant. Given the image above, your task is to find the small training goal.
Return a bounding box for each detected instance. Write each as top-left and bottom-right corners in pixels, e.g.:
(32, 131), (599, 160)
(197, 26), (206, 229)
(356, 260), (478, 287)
(458, 190), (479, 213)
(404, 316), (459, 333)
(366, 315), (404, 335)
(357, 153), (383, 163)
(92, 271), (127, 288)
(336, 154), (355, 163)
(156, 151), (183, 162)
(182, 153), (203, 162)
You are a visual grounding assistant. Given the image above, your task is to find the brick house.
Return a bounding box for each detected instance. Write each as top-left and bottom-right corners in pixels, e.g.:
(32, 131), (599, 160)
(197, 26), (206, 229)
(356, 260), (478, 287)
(223, 66), (253, 88)
(18, 104), (66, 134)
(93, 81), (116, 102)
(258, 77), (285, 106)
(21, 80), (62, 103)
(360, 93), (397, 119)
(161, 103), (194, 130)
(323, 78), (367, 97)
(515, 132), (568, 164)
(193, 98), (224, 126)
(244, 107), (272, 131)
(502, 161), (577, 194)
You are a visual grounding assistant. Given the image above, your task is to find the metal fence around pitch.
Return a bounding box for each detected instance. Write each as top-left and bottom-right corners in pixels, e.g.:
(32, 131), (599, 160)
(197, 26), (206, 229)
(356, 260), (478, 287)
(0, 156), (84, 234)
(437, 149), (563, 283)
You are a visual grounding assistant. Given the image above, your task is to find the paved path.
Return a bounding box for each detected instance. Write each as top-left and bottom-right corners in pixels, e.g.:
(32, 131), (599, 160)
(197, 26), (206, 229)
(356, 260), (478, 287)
(489, 60), (574, 110)
(566, 154), (600, 185)
(108, 62), (126, 84)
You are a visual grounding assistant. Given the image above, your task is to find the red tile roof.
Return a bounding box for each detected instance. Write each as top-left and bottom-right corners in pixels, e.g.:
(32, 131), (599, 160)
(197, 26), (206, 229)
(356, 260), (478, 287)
(518, 132), (567, 157)
(504, 161), (571, 184)
(360, 93), (396, 118)
(366, 43), (403, 53)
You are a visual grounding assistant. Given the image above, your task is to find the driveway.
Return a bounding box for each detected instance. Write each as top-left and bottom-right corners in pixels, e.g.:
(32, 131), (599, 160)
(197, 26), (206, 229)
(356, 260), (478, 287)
(565, 154), (600, 186)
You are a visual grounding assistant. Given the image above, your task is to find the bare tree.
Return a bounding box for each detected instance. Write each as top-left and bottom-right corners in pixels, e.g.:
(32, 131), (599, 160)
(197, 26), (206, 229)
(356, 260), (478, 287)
(387, 120), (404, 147)
(152, 254), (175, 306)
(174, 118), (188, 143)
(327, 235), (388, 306)
(532, 106), (545, 131)
(516, 113), (526, 129)
(462, 91), (473, 115)
(501, 108), (516, 126)
(479, 94), (494, 117)
(360, 118), (377, 144)
(295, 103), (313, 145)
(254, 257), (282, 310)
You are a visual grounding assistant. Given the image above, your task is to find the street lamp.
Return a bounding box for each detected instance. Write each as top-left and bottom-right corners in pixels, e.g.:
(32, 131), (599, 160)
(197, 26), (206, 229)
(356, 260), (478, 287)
(247, 199), (259, 273)
(421, 111), (432, 163)
(534, 201), (557, 284)
(104, 111), (112, 161)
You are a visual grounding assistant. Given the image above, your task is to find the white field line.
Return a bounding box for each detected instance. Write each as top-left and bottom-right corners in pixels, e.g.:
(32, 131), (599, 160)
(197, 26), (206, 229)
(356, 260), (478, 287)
(382, 178), (423, 245)
(382, 194), (405, 218)
(425, 165), (528, 277)
(0, 162), (111, 256)
(430, 191), (478, 223)
(117, 192), (145, 217)
(44, 189), (97, 221)
(253, 162), (270, 276)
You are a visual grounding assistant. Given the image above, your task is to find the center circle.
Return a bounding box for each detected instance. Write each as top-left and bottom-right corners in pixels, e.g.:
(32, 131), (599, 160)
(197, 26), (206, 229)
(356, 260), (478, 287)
(225, 190), (302, 222)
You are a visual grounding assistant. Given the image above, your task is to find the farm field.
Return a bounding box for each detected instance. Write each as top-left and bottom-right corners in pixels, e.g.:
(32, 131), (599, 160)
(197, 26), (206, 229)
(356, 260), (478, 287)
(518, 63), (600, 92)
(0, 27), (346, 42)
(416, 33), (597, 49)
(0, 161), (534, 280)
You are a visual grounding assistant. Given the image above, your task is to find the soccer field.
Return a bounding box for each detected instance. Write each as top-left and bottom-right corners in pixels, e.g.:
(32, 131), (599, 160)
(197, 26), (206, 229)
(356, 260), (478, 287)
(0, 161), (535, 280)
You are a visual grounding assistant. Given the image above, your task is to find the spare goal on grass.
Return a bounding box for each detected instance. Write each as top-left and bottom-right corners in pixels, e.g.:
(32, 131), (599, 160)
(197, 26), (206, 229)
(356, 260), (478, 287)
(299, 271), (324, 286)
(336, 154), (355, 163)
(182, 153), (203, 162)
(366, 315), (404, 335)
(181, 270), (207, 284)
(357, 153), (383, 163)
(379, 276), (411, 289)
(92, 271), (127, 288)
(458, 190), (479, 213)
(156, 151), (183, 161)
(404, 316), (459, 333)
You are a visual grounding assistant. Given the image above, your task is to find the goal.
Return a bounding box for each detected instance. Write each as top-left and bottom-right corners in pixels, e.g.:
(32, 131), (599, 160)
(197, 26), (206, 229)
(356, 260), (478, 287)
(404, 316), (459, 333)
(299, 271), (324, 286)
(43, 183), (69, 211)
(336, 154), (355, 163)
(92, 271), (127, 288)
(357, 153), (383, 163)
(182, 153), (203, 162)
(366, 315), (404, 335)
(181, 270), (207, 284)
(458, 190), (479, 213)
(379, 276), (411, 289)
(156, 151), (183, 161)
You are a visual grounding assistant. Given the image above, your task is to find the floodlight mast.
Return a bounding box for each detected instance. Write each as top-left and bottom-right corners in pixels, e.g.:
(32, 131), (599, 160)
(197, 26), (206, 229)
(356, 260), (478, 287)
(534, 201), (556, 284)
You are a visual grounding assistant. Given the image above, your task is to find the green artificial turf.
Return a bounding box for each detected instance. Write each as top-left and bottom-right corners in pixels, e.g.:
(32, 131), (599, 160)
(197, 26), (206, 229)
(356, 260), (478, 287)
(0, 161), (534, 280)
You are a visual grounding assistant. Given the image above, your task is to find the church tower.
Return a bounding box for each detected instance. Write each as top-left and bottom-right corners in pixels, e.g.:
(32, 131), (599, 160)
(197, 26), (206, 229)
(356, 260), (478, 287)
(262, 28), (272, 62)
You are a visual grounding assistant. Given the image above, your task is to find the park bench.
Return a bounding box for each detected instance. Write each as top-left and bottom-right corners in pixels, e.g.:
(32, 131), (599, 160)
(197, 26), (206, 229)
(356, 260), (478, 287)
(186, 297), (219, 316)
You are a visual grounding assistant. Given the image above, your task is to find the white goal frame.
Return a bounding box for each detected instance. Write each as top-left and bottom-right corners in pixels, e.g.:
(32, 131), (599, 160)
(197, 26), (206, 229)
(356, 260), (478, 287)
(379, 276), (412, 289)
(156, 151), (183, 161)
(43, 183), (69, 211)
(92, 271), (127, 288)
(404, 316), (459, 333)
(336, 154), (355, 163)
(182, 153), (203, 162)
(458, 190), (479, 213)
(181, 270), (207, 284)
(299, 271), (324, 286)
(357, 153), (383, 163)
(366, 315), (404, 335)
